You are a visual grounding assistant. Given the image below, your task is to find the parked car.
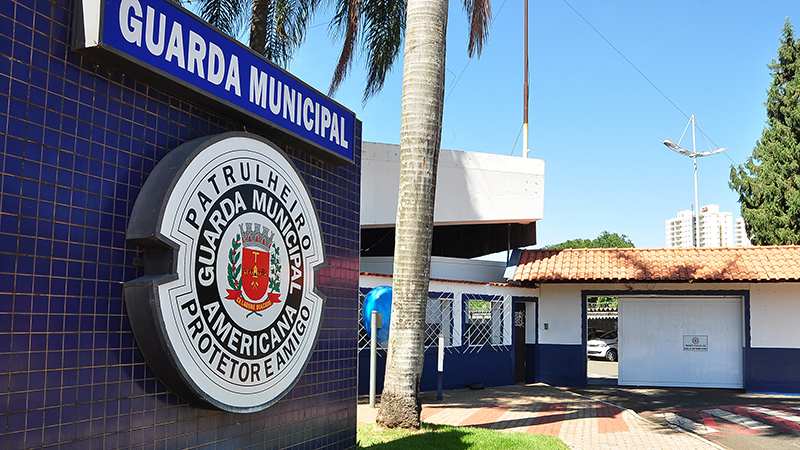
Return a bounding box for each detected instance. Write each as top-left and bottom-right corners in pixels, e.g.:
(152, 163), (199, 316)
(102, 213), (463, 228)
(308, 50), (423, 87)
(588, 330), (618, 361)
(587, 329), (604, 340)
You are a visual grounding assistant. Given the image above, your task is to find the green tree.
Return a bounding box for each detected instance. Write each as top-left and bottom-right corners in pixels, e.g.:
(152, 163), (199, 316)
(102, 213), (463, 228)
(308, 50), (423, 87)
(326, 0), (490, 101)
(543, 231), (635, 250)
(374, 0), (491, 430)
(730, 18), (800, 245)
(591, 297), (618, 309)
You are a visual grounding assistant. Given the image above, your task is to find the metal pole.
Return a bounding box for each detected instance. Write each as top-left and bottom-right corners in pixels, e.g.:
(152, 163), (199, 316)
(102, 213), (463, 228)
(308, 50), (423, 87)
(692, 116), (700, 247)
(523, 0), (530, 158)
(437, 334), (444, 400)
(369, 310), (378, 408)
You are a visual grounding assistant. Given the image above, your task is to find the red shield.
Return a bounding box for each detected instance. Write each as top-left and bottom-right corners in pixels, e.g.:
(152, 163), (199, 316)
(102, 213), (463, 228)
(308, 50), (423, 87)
(242, 247), (269, 302)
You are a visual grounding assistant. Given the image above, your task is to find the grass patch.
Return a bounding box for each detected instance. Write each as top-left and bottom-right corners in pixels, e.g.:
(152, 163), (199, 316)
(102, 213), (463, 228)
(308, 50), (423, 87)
(357, 422), (568, 449)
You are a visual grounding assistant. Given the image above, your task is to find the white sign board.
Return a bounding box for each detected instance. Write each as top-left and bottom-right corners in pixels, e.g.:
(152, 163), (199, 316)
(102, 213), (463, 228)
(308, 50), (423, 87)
(683, 335), (709, 352)
(125, 133), (325, 412)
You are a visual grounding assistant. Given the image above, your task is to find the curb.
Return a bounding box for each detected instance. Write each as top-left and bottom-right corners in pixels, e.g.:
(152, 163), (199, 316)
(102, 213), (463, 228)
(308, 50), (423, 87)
(631, 411), (726, 450)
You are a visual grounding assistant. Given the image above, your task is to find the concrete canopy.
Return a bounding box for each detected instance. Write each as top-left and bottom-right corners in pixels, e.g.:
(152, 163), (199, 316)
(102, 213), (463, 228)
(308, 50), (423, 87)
(360, 142), (545, 258)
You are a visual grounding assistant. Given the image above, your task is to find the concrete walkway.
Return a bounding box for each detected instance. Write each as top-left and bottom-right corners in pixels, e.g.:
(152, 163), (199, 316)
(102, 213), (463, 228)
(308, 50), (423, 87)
(357, 384), (723, 449)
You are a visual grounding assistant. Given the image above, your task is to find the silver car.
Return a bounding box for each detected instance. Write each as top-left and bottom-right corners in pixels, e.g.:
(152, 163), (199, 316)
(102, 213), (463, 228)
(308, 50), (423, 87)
(587, 330), (618, 361)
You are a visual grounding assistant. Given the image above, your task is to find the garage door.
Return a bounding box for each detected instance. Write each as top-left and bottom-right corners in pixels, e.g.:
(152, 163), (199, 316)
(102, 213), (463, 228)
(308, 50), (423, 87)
(618, 296), (743, 388)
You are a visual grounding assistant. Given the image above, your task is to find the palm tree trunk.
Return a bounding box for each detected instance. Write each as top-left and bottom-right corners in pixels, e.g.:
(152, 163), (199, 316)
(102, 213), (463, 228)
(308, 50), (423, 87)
(376, 0), (448, 429)
(250, 0), (270, 55)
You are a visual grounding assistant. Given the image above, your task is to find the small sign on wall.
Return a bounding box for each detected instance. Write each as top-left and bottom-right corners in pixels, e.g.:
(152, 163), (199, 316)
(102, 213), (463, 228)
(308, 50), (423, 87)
(683, 335), (708, 351)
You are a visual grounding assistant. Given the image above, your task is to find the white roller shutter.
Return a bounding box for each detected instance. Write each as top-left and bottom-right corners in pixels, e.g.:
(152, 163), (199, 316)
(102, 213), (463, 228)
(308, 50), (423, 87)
(618, 296), (743, 388)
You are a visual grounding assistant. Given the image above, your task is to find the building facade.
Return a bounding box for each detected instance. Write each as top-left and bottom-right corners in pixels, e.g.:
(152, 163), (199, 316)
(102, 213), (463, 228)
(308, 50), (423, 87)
(665, 204), (735, 247)
(358, 143), (546, 394)
(508, 246), (800, 393)
(735, 217), (752, 247)
(359, 270), (535, 394)
(362, 246), (800, 396)
(665, 209), (694, 248)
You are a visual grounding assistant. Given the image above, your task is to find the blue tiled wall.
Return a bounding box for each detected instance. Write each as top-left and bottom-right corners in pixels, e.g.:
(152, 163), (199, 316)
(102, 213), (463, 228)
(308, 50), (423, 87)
(0, 0), (361, 448)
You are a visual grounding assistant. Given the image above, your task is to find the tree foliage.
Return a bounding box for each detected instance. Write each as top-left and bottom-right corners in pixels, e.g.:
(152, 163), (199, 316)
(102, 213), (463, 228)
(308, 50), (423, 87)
(326, 0), (406, 101)
(543, 231), (635, 250)
(187, 0), (490, 103)
(589, 296), (618, 309)
(730, 18), (800, 245)
(327, 0), (490, 101)
(187, 0), (319, 67)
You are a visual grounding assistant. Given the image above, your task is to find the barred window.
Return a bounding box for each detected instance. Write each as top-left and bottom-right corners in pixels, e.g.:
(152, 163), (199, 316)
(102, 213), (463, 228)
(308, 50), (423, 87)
(358, 288), (454, 352)
(425, 292), (453, 349)
(464, 294), (506, 348)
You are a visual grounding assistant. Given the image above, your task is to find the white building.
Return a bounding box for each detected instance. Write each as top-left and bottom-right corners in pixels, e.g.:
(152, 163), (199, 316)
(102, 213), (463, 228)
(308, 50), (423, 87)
(665, 204), (735, 247)
(735, 217), (752, 247)
(359, 142), (546, 393)
(508, 246), (800, 393)
(361, 142), (545, 258)
(665, 209), (694, 248)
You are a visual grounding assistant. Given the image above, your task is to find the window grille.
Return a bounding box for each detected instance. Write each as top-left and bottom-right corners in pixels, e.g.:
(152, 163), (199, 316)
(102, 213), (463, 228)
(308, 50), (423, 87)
(463, 294), (511, 351)
(358, 289), (386, 352)
(425, 292), (453, 350)
(358, 289), (454, 353)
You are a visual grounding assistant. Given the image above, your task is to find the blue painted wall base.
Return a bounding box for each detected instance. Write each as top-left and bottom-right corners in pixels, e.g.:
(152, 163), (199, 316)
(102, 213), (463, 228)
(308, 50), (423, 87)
(746, 347), (800, 394)
(537, 343), (586, 387)
(358, 349), (514, 395)
(360, 344), (800, 395)
(526, 344), (537, 383)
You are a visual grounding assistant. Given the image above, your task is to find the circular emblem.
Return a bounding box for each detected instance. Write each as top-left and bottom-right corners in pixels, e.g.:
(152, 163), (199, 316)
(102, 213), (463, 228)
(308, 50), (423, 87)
(125, 132), (325, 412)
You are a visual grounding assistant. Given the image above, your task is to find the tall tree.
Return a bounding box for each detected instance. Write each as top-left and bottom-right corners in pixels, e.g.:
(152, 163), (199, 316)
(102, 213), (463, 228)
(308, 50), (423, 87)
(189, 0), (492, 429)
(374, 0), (490, 430)
(730, 18), (800, 245)
(373, 0), (446, 429)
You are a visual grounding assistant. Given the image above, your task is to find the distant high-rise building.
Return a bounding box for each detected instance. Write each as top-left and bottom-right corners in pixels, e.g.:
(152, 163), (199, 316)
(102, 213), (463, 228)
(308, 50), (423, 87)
(734, 217), (752, 247)
(665, 204), (737, 248)
(665, 209), (695, 248)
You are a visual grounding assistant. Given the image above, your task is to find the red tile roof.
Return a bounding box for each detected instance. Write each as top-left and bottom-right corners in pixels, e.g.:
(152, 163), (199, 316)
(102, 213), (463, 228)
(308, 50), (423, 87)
(510, 246), (800, 283)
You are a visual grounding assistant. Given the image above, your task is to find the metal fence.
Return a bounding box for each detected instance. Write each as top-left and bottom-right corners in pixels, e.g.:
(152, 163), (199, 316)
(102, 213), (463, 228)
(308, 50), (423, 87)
(358, 288), (512, 354)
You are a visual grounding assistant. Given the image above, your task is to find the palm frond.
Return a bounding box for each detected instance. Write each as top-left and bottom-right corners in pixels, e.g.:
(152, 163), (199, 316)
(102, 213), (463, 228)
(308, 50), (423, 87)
(361, 0), (405, 101)
(253, 0), (321, 66)
(192, 0), (250, 37)
(462, 0), (490, 57)
(327, 0), (362, 96)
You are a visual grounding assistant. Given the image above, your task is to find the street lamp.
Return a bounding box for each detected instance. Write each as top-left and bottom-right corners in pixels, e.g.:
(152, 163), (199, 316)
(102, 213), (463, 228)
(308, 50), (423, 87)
(661, 115), (727, 247)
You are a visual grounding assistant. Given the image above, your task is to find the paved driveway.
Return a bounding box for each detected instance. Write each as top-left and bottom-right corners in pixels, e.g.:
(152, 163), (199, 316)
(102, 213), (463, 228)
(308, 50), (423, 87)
(568, 386), (800, 450)
(361, 384), (721, 450)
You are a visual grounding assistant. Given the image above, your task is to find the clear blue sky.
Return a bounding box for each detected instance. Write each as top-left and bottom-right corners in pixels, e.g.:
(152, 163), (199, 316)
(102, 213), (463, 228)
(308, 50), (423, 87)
(284, 0), (799, 249)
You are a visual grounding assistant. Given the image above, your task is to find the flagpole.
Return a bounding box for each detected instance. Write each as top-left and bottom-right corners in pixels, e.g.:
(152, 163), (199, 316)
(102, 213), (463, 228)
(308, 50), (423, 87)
(523, 0), (530, 158)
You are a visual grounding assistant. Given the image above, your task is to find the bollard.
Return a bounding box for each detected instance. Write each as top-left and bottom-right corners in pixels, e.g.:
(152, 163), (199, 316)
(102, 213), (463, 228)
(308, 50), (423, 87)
(369, 310), (382, 408)
(437, 334), (444, 400)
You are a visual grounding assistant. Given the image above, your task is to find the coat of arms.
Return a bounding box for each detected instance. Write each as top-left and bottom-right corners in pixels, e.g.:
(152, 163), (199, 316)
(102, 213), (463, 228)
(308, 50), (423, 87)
(226, 222), (282, 316)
